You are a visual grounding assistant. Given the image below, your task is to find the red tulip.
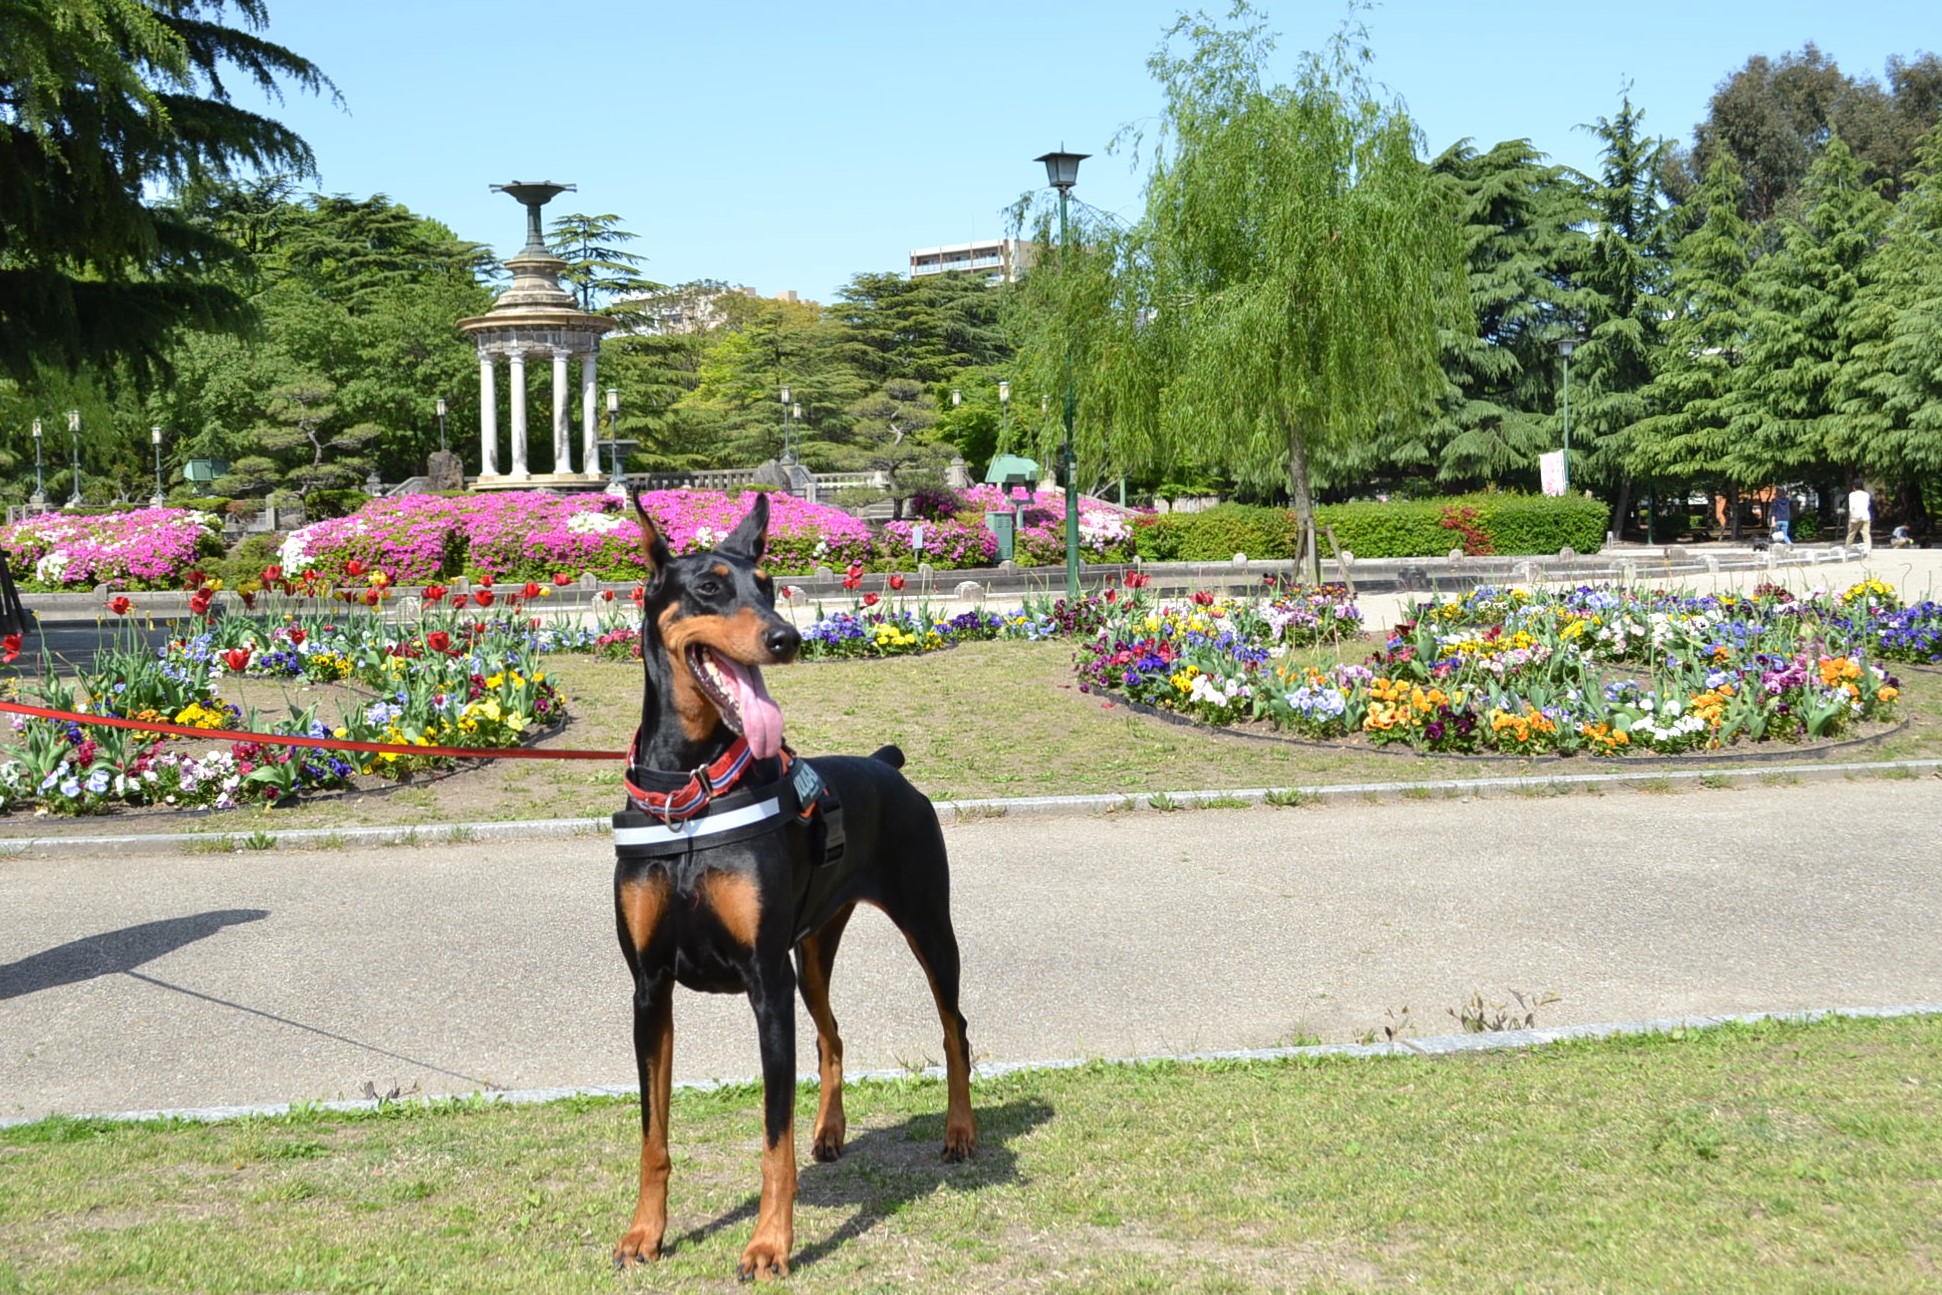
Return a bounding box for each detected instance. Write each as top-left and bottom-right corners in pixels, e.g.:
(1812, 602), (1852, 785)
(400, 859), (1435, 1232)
(888, 574), (906, 591)
(1191, 590), (1215, 606)
(426, 630), (451, 653)
(863, 592), (880, 607)
(423, 585), (446, 606)
(1105, 588), (1118, 603)
(474, 589), (495, 608)
(841, 573), (862, 591)
(552, 572), (572, 586)
(107, 596), (131, 616)
(222, 647), (252, 673)
(345, 559), (367, 578)
(630, 585), (645, 604)
(447, 592), (469, 608)
(183, 569), (205, 590)
(522, 581), (543, 600)
(1, 632), (20, 664)
(601, 588), (615, 602)
(363, 588), (381, 607)
(478, 573), (494, 588)
(287, 627), (307, 647)
(189, 588), (214, 616)
(1124, 571), (1151, 589)
(239, 590), (257, 610)
(530, 616), (543, 630)
(261, 565), (283, 584)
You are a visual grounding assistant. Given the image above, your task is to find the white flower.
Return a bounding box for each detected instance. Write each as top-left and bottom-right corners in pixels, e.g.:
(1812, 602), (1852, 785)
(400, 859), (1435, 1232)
(279, 526), (316, 572)
(34, 550), (69, 582)
(566, 511), (625, 535)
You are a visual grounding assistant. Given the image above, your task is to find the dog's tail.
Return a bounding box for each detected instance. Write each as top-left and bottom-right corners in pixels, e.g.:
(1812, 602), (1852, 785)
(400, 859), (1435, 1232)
(868, 744), (905, 769)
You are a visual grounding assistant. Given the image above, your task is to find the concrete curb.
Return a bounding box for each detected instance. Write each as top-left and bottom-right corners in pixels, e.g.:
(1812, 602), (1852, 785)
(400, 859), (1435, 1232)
(5, 1001), (1934, 1130)
(0, 756), (1935, 856)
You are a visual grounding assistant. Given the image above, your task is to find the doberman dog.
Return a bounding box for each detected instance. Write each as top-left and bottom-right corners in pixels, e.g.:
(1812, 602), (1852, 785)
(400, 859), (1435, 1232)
(610, 489), (976, 1279)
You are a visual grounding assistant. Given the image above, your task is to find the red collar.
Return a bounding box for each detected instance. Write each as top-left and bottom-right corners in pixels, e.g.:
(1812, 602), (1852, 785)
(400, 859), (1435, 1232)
(623, 732), (763, 823)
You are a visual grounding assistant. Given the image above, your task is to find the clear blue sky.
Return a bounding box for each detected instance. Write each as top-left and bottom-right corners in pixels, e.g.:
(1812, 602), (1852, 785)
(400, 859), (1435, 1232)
(243, 0), (1930, 301)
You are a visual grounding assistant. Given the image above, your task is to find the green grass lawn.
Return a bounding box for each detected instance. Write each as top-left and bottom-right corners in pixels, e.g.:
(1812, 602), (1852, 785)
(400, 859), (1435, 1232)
(8, 643), (1939, 839)
(3, 1013), (1936, 1293)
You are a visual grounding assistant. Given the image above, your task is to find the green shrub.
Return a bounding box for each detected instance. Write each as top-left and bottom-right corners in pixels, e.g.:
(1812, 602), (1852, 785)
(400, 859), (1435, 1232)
(1130, 505), (1297, 561)
(211, 533), (286, 588)
(1133, 495), (1607, 561)
(303, 489), (369, 520)
(1315, 499), (1452, 558)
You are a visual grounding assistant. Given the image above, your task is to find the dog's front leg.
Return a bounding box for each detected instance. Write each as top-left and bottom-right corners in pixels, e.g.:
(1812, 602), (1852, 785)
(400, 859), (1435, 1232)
(739, 958), (798, 1280)
(614, 974), (674, 1267)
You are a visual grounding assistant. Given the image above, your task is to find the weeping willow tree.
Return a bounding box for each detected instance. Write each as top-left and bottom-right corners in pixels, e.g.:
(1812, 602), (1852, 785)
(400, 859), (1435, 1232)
(1008, 5), (1462, 580)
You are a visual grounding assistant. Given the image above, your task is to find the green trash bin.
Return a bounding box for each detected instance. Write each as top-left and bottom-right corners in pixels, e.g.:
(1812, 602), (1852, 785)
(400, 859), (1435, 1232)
(984, 510), (1016, 562)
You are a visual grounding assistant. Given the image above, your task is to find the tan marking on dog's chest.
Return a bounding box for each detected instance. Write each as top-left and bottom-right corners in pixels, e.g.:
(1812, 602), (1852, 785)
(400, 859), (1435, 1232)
(618, 872), (671, 952)
(699, 871), (762, 947)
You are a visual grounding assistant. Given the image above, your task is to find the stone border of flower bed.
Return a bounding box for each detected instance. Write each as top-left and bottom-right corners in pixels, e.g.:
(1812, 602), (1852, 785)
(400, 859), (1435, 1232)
(2, 757), (1937, 857)
(1109, 693), (1912, 767)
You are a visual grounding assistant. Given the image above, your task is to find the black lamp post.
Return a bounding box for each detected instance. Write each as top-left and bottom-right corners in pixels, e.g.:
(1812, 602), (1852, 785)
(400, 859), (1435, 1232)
(150, 425), (165, 506)
(1035, 147), (1088, 601)
(30, 418), (45, 509)
(779, 385), (793, 463)
(605, 386), (623, 491)
(436, 396), (448, 455)
(65, 409), (81, 507)
(1557, 337), (1576, 494)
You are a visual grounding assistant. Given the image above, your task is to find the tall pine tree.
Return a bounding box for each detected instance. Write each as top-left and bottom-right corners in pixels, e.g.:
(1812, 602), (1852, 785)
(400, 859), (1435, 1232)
(1728, 135), (1890, 492)
(1629, 156), (1757, 522)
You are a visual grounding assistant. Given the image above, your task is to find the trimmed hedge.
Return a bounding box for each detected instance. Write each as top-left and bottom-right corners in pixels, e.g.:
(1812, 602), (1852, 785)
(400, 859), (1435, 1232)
(1132, 495), (1607, 561)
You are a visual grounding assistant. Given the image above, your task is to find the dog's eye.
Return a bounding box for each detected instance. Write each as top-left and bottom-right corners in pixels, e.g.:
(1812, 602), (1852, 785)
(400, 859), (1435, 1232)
(694, 579), (721, 598)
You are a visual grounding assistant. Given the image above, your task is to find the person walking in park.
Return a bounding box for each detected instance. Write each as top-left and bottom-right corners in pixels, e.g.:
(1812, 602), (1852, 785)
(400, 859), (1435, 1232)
(1846, 482), (1873, 551)
(1771, 491), (1792, 544)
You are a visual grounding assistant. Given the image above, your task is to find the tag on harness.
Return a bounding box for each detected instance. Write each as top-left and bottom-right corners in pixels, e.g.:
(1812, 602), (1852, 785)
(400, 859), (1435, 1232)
(789, 759), (844, 866)
(790, 759), (826, 811)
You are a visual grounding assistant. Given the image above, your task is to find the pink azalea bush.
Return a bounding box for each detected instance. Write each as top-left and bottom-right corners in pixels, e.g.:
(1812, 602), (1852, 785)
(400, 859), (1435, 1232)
(880, 517), (999, 566)
(281, 489), (876, 582)
(279, 496), (473, 581)
(0, 508), (223, 590)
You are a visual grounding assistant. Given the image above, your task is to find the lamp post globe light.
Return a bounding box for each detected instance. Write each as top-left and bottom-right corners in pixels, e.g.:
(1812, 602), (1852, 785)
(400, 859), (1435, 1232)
(1557, 337), (1576, 494)
(64, 409), (81, 507)
(1035, 146), (1089, 601)
(436, 396), (448, 455)
(605, 386), (624, 493)
(30, 418), (45, 509)
(150, 425), (165, 506)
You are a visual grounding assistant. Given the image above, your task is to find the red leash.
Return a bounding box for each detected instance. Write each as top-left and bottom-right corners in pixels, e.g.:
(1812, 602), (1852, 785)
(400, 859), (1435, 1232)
(0, 698), (625, 761)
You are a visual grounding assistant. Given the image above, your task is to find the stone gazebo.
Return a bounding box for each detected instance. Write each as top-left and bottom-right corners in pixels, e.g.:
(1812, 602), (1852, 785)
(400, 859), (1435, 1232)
(458, 182), (613, 489)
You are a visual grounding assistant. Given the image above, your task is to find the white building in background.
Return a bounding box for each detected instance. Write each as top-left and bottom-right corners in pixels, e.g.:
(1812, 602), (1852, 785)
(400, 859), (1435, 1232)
(908, 238), (1031, 283)
(616, 283), (812, 335)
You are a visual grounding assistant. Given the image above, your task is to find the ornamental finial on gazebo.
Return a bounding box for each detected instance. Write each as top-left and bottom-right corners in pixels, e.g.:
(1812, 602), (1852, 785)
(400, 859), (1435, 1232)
(490, 181), (577, 257)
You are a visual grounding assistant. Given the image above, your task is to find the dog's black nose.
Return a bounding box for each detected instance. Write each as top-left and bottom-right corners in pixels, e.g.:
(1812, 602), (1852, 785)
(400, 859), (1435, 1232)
(764, 622), (801, 660)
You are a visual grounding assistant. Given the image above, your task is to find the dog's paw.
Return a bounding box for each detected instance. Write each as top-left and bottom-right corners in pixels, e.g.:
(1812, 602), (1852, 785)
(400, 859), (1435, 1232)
(612, 1229), (664, 1268)
(941, 1121), (977, 1163)
(736, 1237), (791, 1281)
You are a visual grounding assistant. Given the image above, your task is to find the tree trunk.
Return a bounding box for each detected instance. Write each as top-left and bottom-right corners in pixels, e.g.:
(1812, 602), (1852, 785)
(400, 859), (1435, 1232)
(1727, 482), (1741, 541)
(1282, 412), (1320, 585)
(1611, 475), (1633, 543)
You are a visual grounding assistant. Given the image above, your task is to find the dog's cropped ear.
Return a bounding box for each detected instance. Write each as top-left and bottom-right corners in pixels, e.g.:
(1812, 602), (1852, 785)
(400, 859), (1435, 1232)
(719, 491), (770, 561)
(629, 488), (673, 573)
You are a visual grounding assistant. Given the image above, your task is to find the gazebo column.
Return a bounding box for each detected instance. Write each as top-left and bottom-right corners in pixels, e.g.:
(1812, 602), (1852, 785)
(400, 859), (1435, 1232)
(508, 347), (530, 478)
(552, 348), (572, 473)
(478, 349), (499, 475)
(581, 350), (599, 478)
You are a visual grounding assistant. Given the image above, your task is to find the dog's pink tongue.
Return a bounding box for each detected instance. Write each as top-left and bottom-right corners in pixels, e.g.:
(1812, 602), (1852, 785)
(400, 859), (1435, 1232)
(717, 655), (784, 759)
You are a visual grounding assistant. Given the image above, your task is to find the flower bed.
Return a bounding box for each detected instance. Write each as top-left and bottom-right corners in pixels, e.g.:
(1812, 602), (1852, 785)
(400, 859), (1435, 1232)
(0, 508), (224, 591)
(1074, 580), (1927, 757)
(0, 582), (570, 815)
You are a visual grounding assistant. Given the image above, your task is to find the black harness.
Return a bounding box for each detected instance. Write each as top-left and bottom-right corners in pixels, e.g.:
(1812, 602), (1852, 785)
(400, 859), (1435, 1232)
(613, 752), (850, 942)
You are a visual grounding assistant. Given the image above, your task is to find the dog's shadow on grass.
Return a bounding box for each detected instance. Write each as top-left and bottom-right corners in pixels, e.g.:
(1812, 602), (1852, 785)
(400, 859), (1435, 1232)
(669, 1097), (1053, 1269)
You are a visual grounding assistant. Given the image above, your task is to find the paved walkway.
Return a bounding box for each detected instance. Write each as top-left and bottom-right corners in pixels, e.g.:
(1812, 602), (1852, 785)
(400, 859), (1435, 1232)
(4, 777), (1939, 1122)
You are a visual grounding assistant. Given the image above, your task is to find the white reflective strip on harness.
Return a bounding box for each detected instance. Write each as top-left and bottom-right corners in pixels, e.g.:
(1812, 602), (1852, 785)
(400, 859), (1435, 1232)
(612, 796), (787, 848)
